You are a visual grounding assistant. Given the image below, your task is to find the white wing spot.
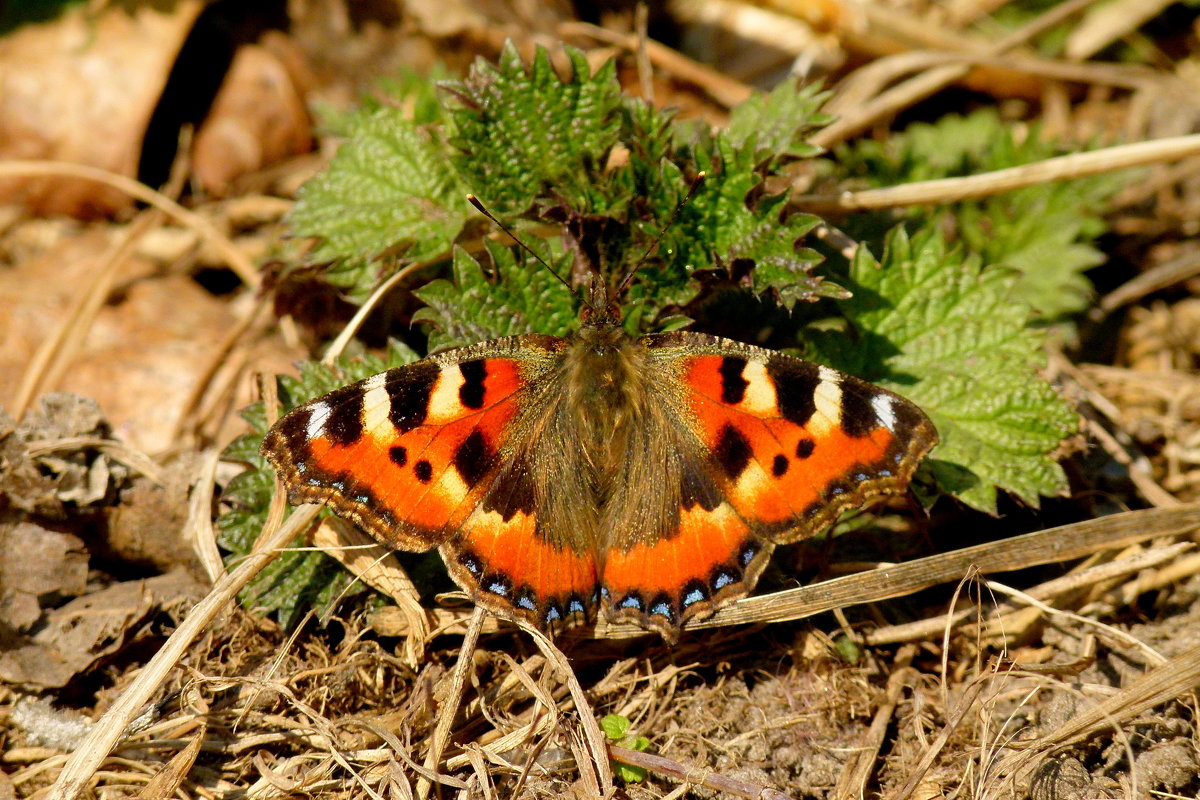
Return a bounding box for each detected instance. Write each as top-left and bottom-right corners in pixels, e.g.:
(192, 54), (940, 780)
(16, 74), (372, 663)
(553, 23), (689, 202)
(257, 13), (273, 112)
(361, 379), (392, 436)
(811, 367), (843, 433)
(305, 402), (330, 440)
(871, 394), (898, 430)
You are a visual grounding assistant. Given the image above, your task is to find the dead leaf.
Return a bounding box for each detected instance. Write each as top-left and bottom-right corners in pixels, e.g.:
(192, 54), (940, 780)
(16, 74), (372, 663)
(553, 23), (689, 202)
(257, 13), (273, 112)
(0, 232), (300, 453)
(0, 1), (204, 217)
(0, 394), (125, 518)
(106, 458), (198, 573)
(0, 521), (88, 632)
(0, 571), (206, 689)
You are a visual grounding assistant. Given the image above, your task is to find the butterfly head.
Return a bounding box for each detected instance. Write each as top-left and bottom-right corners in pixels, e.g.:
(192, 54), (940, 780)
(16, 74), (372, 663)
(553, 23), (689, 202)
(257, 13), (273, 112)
(578, 271), (623, 331)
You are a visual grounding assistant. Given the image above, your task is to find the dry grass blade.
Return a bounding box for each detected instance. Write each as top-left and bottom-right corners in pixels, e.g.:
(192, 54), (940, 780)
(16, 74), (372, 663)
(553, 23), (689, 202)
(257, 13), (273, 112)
(0, 160), (258, 288)
(521, 623), (615, 793)
(598, 505), (1200, 638)
(865, 540), (1192, 645)
(1099, 248), (1200, 312)
(186, 448), (225, 583)
(11, 211), (158, 419)
(312, 516), (429, 662)
(558, 20), (754, 108)
(793, 134), (1200, 214)
(810, 0), (1097, 148)
(43, 504), (319, 800)
(891, 676), (990, 800)
(417, 606), (485, 800)
(321, 262), (426, 366)
(133, 721), (206, 799)
(833, 646), (917, 800)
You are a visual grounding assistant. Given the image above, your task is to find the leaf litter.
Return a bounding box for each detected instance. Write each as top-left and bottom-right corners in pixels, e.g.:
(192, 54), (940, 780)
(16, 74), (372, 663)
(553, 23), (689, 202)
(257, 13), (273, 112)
(4, 2), (1200, 799)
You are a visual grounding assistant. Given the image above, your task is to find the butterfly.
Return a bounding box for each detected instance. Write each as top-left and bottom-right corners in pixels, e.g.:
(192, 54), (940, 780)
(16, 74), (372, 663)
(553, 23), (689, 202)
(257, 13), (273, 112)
(261, 269), (938, 641)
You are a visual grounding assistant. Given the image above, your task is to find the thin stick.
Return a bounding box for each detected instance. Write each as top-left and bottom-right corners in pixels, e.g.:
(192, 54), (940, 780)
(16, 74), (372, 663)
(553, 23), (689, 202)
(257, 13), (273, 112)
(792, 134), (1200, 213)
(416, 607), (486, 800)
(321, 260), (428, 366)
(607, 745), (796, 800)
(0, 160), (259, 288)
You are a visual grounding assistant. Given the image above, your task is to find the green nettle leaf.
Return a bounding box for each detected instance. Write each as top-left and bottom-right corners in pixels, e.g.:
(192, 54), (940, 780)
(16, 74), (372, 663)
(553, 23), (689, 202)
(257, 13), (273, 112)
(287, 107), (471, 296)
(666, 136), (838, 308)
(600, 714), (632, 740)
(601, 715), (650, 783)
(413, 242), (578, 351)
(725, 79), (831, 160)
(807, 226), (1078, 513)
(446, 43), (623, 215)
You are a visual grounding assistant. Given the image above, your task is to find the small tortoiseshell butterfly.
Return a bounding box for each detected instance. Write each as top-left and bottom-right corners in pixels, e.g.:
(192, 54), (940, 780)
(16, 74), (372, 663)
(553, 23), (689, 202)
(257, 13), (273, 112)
(262, 263), (938, 640)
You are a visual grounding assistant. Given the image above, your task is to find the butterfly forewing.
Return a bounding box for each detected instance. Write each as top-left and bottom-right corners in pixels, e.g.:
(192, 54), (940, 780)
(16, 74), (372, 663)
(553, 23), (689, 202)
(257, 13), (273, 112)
(263, 336), (555, 550)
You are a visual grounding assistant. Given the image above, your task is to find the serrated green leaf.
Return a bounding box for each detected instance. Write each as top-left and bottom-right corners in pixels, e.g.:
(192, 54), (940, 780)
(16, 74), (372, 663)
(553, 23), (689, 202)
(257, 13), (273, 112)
(288, 107), (471, 298)
(614, 762), (648, 783)
(447, 43), (622, 215)
(413, 242), (578, 351)
(807, 226), (1077, 513)
(725, 79), (832, 160)
(601, 714), (631, 740)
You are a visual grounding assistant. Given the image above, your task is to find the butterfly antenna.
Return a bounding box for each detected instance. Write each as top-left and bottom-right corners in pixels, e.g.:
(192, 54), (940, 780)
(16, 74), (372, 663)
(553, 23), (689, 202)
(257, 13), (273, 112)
(615, 171), (707, 296)
(466, 195), (572, 292)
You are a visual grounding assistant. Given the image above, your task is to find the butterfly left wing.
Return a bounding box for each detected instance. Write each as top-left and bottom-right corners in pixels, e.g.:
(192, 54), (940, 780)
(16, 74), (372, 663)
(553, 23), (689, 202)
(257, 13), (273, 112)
(598, 331), (938, 636)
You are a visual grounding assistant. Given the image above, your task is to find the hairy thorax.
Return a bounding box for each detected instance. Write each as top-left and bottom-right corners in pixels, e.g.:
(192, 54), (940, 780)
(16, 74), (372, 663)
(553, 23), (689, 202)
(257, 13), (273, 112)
(563, 324), (649, 476)
(543, 323), (685, 553)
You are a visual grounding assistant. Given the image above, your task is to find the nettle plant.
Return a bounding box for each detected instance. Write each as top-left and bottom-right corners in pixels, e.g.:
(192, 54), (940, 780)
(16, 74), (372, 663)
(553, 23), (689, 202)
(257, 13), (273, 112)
(221, 44), (1098, 625)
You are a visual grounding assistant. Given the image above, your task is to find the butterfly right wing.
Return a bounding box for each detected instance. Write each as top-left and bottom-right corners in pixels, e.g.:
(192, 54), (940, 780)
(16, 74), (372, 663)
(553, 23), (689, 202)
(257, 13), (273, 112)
(261, 334), (601, 629)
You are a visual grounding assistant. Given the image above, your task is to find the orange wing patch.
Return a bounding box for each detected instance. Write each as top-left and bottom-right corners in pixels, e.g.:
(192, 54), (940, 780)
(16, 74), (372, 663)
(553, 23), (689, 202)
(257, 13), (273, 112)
(602, 501), (769, 637)
(446, 507), (600, 628)
(262, 357), (527, 551)
(681, 353), (937, 541)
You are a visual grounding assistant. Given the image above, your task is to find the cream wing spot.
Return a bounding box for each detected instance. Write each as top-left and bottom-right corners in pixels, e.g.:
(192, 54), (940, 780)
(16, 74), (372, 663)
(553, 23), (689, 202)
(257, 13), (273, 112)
(360, 376), (393, 438)
(426, 366), (466, 422)
(435, 462), (470, 505)
(739, 360), (778, 415)
(811, 366), (844, 435)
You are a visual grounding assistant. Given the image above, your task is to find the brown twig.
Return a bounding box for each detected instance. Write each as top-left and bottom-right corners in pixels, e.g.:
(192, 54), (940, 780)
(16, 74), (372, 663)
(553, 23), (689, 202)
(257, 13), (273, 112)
(608, 743), (797, 800)
(416, 607), (486, 800)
